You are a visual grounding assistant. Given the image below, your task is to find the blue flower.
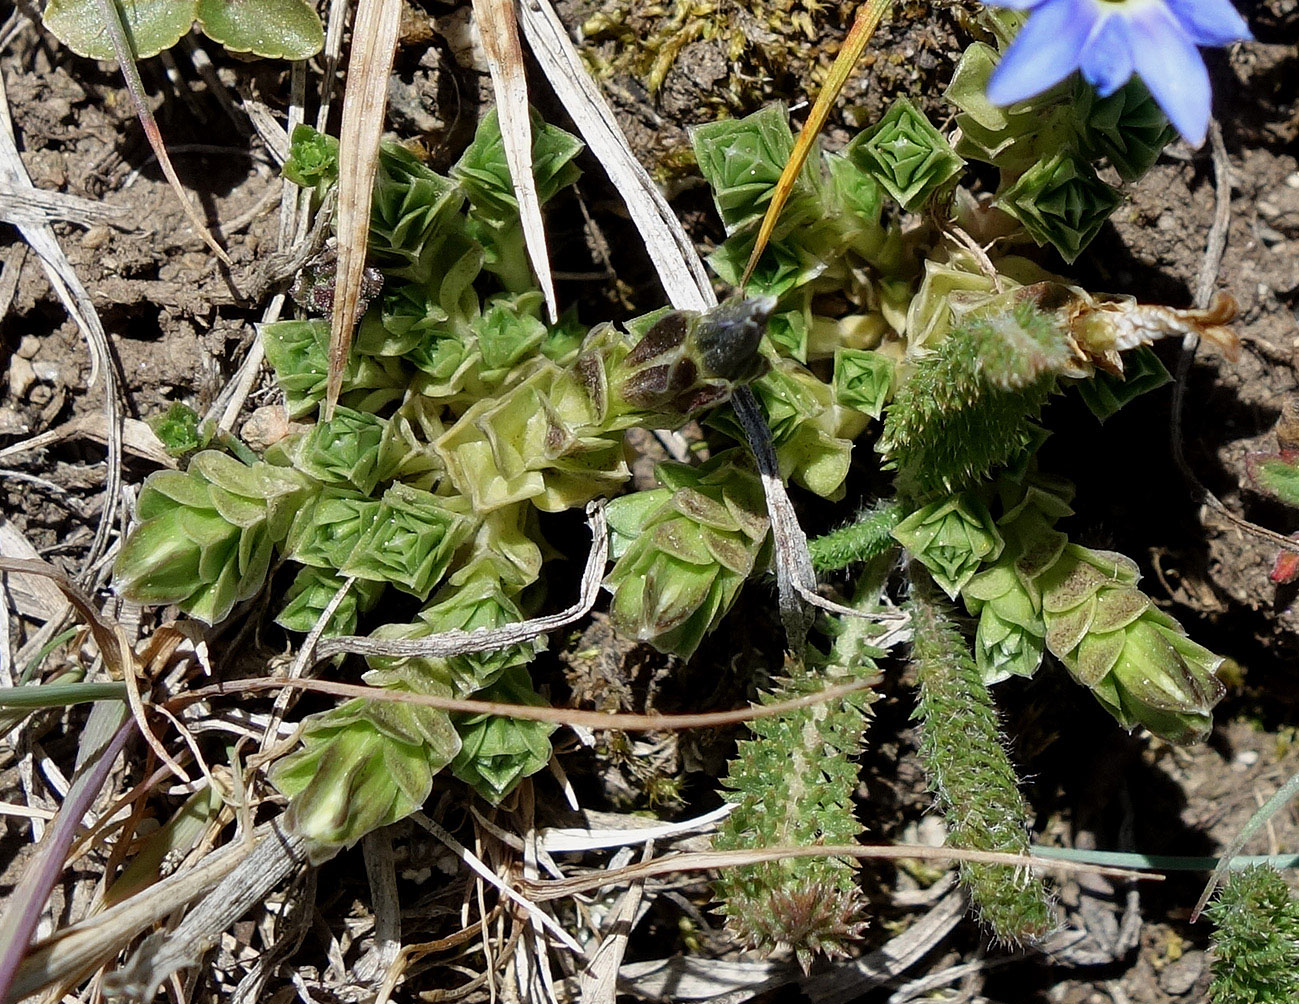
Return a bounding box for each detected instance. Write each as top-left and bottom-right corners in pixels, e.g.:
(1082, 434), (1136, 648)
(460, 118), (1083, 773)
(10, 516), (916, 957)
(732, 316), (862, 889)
(985, 0), (1252, 147)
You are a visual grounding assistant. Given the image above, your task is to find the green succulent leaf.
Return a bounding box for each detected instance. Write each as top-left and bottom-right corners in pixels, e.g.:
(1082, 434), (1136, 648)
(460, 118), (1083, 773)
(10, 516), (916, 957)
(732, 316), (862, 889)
(843, 97), (964, 212)
(276, 568), (385, 636)
(1073, 345), (1171, 421)
(272, 663), (461, 858)
(285, 488), (382, 570)
(260, 318), (406, 419)
(1038, 543), (1225, 743)
(282, 124), (340, 194)
(1074, 76), (1174, 182)
(605, 450), (770, 659)
(43, 0), (197, 60)
(995, 151), (1122, 263)
(148, 402), (205, 457)
(690, 103), (823, 237)
(340, 483), (476, 600)
(370, 143), (466, 285)
(894, 494), (1004, 599)
(452, 107), (584, 225)
(451, 665), (554, 803)
(833, 348), (894, 419)
(1247, 456), (1299, 509)
(115, 452), (314, 625)
(290, 406), (389, 495)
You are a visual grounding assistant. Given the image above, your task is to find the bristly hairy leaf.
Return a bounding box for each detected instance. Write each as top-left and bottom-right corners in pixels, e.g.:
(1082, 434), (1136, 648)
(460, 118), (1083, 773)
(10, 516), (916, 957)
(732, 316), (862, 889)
(880, 304), (1071, 497)
(908, 580), (1053, 943)
(1207, 865), (1299, 1004)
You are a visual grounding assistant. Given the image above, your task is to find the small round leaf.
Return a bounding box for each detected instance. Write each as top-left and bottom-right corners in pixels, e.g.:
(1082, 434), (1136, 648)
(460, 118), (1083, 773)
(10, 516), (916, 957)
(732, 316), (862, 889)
(44, 0), (197, 60)
(196, 0), (323, 59)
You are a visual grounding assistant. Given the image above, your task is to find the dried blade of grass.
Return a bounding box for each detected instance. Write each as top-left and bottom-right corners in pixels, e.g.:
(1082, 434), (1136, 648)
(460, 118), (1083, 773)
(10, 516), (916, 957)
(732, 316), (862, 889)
(474, 0), (557, 323)
(739, 0), (892, 288)
(515, 0), (818, 654)
(578, 841), (651, 1004)
(326, 0), (402, 416)
(0, 706), (133, 1004)
(410, 812), (585, 955)
(537, 804), (733, 854)
(515, 0), (712, 312)
(104, 819), (310, 997)
(0, 520), (72, 621)
(519, 843), (1155, 903)
(0, 74), (123, 578)
(172, 675), (875, 733)
(6, 822), (265, 1002)
(0, 187), (131, 228)
(90, 0), (231, 266)
(355, 831), (402, 985)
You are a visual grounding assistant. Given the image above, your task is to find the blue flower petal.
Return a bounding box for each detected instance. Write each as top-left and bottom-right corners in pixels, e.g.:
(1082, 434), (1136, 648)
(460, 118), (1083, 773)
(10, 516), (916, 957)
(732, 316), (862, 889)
(1163, 0), (1253, 46)
(1128, 6), (1211, 145)
(1080, 15), (1135, 96)
(988, 0), (1098, 105)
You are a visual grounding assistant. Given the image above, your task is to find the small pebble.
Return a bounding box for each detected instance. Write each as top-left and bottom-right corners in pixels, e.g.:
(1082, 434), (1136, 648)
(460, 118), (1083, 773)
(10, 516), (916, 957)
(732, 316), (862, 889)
(1285, 172), (1299, 189)
(81, 225), (111, 250)
(7, 356), (35, 399)
(0, 407), (28, 436)
(1232, 749), (1259, 771)
(1158, 950), (1205, 995)
(31, 360), (60, 383)
(28, 384), (53, 406)
(16, 335), (40, 360)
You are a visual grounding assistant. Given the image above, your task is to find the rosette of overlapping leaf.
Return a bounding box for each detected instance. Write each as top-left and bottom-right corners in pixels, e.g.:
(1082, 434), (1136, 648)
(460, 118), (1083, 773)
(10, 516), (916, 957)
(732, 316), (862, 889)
(276, 567), (385, 636)
(270, 661), (461, 860)
(287, 405), (388, 495)
(961, 485), (1072, 682)
(995, 151), (1121, 264)
(1038, 545), (1225, 743)
(369, 142), (466, 285)
(843, 98), (965, 212)
(115, 451), (313, 624)
(893, 493), (1004, 600)
(604, 451), (771, 659)
(338, 483), (476, 600)
(284, 488), (381, 570)
(260, 318), (405, 419)
(450, 664), (555, 803)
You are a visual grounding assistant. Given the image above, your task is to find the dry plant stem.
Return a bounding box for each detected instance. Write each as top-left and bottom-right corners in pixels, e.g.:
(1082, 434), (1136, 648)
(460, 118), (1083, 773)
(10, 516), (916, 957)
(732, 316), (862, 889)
(104, 821), (310, 997)
(0, 712), (133, 1004)
(312, 500), (608, 662)
(410, 812), (585, 955)
(170, 676), (876, 732)
(326, 0), (402, 416)
(1169, 121), (1299, 555)
(739, 0), (893, 287)
(519, 843), (1156, 903)
(474, 0), (557, 322)
(90, 0), (231, 266)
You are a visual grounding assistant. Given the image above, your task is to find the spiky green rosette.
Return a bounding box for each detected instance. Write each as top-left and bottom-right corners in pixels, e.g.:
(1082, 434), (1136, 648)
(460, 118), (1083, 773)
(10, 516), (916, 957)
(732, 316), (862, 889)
(880, 304), (1072, 496)
(1207, 865), (1299, 1004)
(961, 482), (1226, 742)
(908, 580), (1053, 943)
(713, 584), (883, 971)
(604, 449), (770, 659)
(435, 297), (774, 514)
(995, 152), (1122, 264)
(115, 452), (314, 624)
